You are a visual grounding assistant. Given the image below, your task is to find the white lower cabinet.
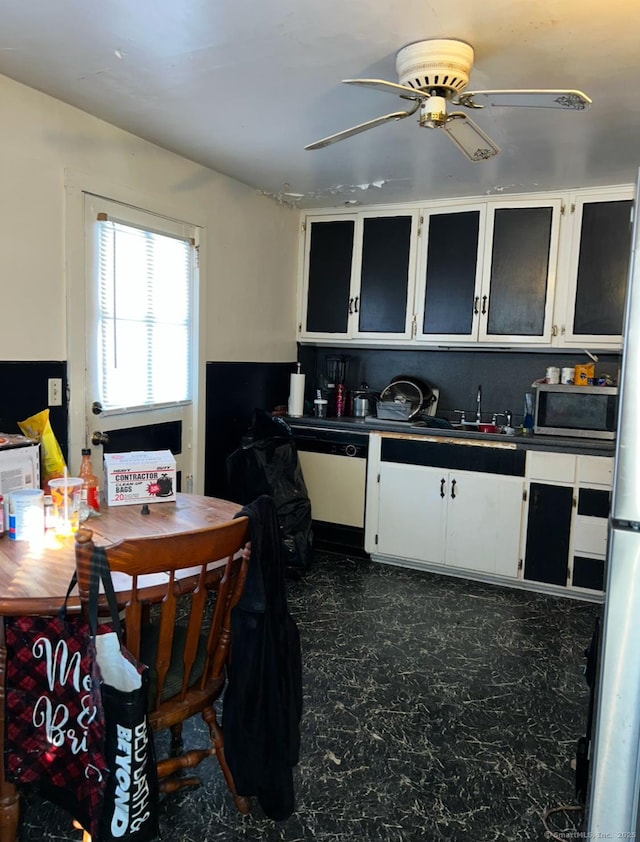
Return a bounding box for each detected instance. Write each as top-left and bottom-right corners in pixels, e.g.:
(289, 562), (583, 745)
(375, 450), (524, 579)
(367, 434), (612, 599)
(444, 471), (523, 577)
(522, 452), (612, 595)
(377, 463), (446, 561)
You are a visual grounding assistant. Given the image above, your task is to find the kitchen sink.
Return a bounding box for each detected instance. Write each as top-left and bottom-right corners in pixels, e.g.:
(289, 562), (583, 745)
(450, 424), (519, 438)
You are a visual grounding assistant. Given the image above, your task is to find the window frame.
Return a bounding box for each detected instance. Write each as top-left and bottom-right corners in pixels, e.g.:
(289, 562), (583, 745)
(91, 206), (196, 414)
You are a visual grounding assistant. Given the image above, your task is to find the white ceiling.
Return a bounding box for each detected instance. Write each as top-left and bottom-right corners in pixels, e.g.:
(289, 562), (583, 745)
(2, 0), (640, 209)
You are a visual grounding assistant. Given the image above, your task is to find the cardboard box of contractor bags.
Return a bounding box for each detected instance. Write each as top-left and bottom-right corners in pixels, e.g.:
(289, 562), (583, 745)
(103, 450), (176, 507)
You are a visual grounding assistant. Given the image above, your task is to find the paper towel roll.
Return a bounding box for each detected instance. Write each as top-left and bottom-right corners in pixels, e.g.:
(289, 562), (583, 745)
(288, 373), (305, 417)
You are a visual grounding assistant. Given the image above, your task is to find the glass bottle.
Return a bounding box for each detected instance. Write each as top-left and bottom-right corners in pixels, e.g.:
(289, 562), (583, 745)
(79, 447), (100, 512)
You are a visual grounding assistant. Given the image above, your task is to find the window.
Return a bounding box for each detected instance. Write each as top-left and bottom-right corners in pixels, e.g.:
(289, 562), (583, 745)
(92, 206), (196, 412)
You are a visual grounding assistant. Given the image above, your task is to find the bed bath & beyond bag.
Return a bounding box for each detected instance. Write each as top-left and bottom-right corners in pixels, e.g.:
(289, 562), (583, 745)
(4, 548), (159, 842)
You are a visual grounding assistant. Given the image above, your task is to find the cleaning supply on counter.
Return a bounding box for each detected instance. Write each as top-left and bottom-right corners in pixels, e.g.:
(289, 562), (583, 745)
(288, 362), (305, 417)
(522, 393), (534, 436)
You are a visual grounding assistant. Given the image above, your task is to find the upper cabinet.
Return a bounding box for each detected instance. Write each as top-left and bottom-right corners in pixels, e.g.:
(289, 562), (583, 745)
(553, 187), (634, 349)
(298, 185), (633, 350)
(414, 198), (561, 344)
(299, 210), (419, 342)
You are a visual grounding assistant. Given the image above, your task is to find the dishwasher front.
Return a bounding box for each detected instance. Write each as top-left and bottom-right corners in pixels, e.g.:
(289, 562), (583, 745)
(293, 426), (369, 554)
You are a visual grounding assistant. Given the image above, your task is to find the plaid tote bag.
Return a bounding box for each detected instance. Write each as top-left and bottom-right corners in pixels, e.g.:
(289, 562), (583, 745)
(4, 604), (109, 838)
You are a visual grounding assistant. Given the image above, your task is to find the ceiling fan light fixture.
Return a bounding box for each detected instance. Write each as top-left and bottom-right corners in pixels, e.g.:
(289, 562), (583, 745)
(396, 39), (474, 93)
(305, 37), (588, 162)
(419, 96), (448, 128)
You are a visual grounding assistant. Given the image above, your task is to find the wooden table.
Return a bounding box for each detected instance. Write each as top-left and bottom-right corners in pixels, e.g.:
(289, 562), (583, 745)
(0, 493), (242, 842)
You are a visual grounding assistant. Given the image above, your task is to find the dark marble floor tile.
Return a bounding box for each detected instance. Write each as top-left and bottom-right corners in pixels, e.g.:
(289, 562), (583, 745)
(16, 552), (598, 842)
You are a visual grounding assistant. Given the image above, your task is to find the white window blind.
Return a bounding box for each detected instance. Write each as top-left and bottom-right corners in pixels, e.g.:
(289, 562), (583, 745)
(96, 215), (193, 411)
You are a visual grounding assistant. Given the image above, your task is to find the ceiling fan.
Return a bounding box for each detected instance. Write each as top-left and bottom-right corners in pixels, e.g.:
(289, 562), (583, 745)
(305, 39), (591, 162)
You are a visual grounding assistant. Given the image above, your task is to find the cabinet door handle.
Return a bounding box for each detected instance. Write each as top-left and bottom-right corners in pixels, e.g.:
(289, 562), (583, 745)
(354, 295), (359, 313)
(348, 297), (354, 314)
(440, 478), (446, 498)
(481, 295), (487, 315)
(473, 296), (480, 315)
(450, 478), (457, 499)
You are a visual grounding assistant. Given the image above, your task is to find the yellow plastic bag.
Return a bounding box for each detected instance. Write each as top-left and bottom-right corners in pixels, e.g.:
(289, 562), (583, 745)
(18, 409), (67, 487)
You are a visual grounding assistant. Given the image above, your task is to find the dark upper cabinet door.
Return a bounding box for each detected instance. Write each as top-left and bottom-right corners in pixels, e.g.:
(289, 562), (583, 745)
(482, 201), (560, 342)
(303, 217), (355, 336)
(570, 197), (633, 339)
(524, 482), (573, 586)
(357, 213), (416, 337)
(418, 209), (483, 338)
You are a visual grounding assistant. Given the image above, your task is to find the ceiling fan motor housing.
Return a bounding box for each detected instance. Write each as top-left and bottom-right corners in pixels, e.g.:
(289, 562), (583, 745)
(396, 38), (473, 94)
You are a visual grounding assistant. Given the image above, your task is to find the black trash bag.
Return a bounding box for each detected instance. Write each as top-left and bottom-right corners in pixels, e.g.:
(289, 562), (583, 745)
(226, 410), (313, 570)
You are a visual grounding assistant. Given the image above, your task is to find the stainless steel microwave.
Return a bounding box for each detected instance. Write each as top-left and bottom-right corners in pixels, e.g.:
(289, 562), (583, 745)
(534, 384), (618, 439)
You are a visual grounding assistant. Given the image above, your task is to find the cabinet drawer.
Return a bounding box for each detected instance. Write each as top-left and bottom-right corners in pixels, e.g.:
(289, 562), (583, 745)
(527, 451), (576, 483)
(573, 515), (608, 556)
(381, 438), (525, 476)
(577, 455), (614, 486)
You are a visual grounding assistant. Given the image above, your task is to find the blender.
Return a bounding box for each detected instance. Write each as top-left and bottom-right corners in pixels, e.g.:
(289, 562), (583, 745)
(324, 356), (349, 416)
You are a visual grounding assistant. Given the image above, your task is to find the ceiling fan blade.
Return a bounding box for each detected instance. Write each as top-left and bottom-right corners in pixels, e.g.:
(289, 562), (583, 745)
(343, 78), (427, 101)
(441, 113), (501, 162)
(460, 89), (592, 110)
(304, 106), (417, 150)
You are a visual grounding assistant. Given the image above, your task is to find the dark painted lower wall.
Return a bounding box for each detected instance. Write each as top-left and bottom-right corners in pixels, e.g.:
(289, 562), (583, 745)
(0, 359), (295, 498)
(204, 360), (295, 498)
(0, 361), (68, 462)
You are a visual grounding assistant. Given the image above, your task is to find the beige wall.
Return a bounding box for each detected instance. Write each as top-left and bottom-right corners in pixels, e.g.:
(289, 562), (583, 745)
(0, 74), (299, 362)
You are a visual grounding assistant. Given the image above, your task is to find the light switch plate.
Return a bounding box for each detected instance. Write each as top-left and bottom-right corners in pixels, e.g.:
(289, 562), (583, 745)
(48, 378), (63, 406)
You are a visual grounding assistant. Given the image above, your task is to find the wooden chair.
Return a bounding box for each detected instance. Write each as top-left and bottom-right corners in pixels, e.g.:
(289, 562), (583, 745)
(74, 517), (251, 815)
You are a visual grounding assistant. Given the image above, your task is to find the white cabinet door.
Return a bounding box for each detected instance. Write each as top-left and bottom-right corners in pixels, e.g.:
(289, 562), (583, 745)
(414, 196), (562, 346)
(557, 187), (633, 349)
(299, 211), (418, 342)
(299, 214), (358, 341)
(353, 210), (419, 341)
(377, 462), (446, 562)
(445, 471), (523, 577)
(477, 198), (562, 345)
(414, 203), (486, 343)
(376, 462), (523, 577)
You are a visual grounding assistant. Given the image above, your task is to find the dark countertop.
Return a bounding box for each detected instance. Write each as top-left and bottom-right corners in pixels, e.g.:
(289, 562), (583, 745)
(285, 415), (616, 457)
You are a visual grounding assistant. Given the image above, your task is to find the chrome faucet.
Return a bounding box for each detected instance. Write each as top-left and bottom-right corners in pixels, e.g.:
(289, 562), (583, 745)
(476, 384), (482, 423)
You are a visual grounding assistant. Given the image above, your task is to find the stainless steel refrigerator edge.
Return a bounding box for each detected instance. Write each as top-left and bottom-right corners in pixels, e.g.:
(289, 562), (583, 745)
(587, 169), (640, 834)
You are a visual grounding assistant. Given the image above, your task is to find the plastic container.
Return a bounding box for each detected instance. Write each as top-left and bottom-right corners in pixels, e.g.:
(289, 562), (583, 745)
(9, 488), (44, 541)
(545, 366), (560, 384)
(313, 398), (328, 418)
(48, 477), (83, 535)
